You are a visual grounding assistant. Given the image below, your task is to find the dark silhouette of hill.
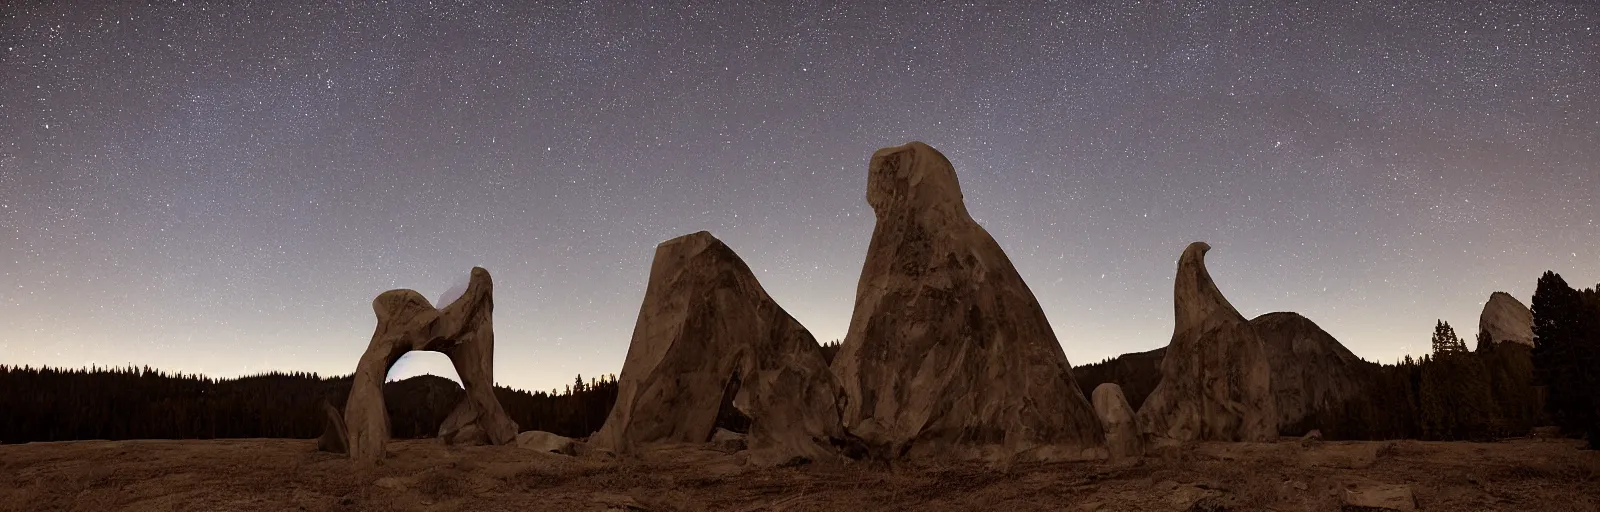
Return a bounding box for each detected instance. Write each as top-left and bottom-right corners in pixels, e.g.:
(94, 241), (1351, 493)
(1073, 347), (1165, 411)
(0, 365), (617, 444)
(1073, 318), (1557, 442)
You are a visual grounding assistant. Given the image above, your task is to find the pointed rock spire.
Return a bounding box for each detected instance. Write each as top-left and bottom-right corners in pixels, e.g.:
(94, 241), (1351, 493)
(832, 142), (1105, 462)
(1137, 242), (1277, 442)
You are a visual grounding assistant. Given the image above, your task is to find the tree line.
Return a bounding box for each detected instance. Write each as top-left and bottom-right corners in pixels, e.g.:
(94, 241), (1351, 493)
(1296, 272), (1597, 445)
(0, 366), (618, 444)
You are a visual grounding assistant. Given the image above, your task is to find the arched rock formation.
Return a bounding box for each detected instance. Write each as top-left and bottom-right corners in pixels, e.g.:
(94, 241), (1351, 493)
(330, 267), (519, 463)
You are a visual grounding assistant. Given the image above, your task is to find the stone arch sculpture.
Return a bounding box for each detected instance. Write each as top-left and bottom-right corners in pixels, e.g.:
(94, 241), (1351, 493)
(328, 267), (519, 463)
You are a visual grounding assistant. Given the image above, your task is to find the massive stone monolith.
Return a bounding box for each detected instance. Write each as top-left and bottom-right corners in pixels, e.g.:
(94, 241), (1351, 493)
(1478, 291), (1534, 350)
(334, 267), (518, 463)
(1249, 312), (1376, 433)
(590, 231), (848, 465)
(1136, 242), (1277, 442)
(1092, 383), (1143, 460)
(831, 141), (1106, 462)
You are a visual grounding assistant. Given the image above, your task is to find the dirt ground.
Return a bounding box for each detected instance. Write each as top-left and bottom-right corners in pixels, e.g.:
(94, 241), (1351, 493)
(2, 436), (1597, 511)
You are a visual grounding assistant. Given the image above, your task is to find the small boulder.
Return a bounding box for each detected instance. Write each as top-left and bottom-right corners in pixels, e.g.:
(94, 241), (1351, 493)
(374, 477), (408, 491)
(592, 492), (650, 511)
(1301, 442), (1381, 470)
(710, 428), (747, 453)
(442, 424), (488, 447)
(1341, 484), (1416, 511)
(1091, 383), (1143, 460)
(516, 430), (577, 456)
(1301, 429), (1322, 447)
(1168, 484), (1222, 509)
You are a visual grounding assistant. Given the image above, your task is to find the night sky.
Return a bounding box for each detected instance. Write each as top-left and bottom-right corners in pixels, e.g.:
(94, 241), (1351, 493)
(3, 1), (1597, 393)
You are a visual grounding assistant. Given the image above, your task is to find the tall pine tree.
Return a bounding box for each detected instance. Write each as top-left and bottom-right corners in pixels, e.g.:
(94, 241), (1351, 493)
(1531, 271), (1600, 448)
(1419, 320), (1494, 439)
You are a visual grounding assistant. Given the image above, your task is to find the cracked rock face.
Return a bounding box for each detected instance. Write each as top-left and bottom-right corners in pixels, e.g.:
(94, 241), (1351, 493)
(1478, 291), (1534, 349)
(830, 141), (1105, 462)
(333, 267), (518, 463)
(1137, 242), (1277, 442)
(591, 232), (848, 465)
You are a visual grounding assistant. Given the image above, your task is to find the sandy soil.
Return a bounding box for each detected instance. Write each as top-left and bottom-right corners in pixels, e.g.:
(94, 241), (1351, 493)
(2, 437), (1597, 511)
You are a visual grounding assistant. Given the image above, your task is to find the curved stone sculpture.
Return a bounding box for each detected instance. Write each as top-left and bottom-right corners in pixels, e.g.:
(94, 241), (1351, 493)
(831, 141), (1105, 462)
(1092, 383), (1143, 460)
(337, 267), (518, 463)
(1478, 291), (1534, 349)
(591, 232), (848, 465)
(1136, 242), (1277, 442)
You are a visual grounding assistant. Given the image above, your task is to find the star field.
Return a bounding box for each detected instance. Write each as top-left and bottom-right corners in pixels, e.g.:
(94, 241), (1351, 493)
(3, 1), (1597, 392)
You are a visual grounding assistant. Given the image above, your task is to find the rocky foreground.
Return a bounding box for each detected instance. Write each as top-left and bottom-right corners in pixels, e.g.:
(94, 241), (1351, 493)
(2, 437), (1596, 511)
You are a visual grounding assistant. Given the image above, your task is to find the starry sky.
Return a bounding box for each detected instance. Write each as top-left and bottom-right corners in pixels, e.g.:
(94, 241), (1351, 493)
(3, 1), (1597, 393)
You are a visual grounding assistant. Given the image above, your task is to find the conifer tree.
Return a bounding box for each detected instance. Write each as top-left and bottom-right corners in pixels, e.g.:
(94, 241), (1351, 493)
(1420, 320), (1494, 439)
(1531, 271), (1600, 448)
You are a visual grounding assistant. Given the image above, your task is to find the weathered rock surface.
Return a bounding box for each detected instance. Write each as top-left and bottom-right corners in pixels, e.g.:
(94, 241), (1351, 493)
(711, 428), (748, 453)
(831, 141), (1105, 462)
(1478, 291), (1534, 349)
(1341, 483), (1417, 511)
(1091, 383), (1143, 460)
(1081, 312), (1376, 436)
(437, 400), (490, 446)
(331, 267), (519, 463)
(590, 232), (847, 465)
(1137, 242), (1277, 442)
(1249, 312), (1377, 433)
(1300, 441), (1388, 470)
(515, 430), (577, 456)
